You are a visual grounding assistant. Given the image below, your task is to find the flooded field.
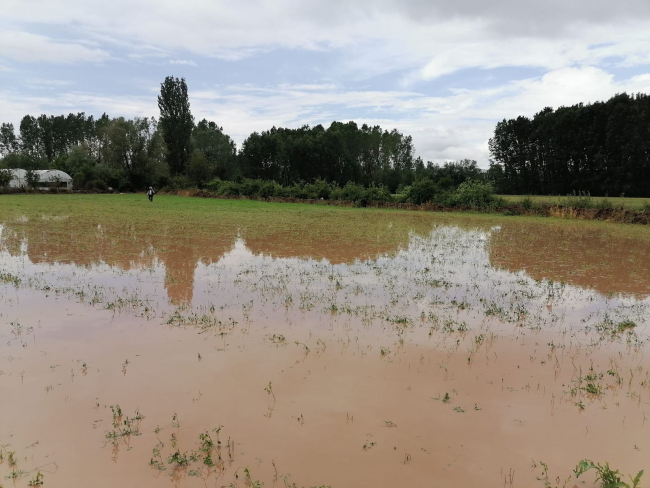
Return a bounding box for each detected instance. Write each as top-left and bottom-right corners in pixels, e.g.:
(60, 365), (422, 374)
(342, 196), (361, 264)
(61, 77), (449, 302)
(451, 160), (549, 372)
(1, 195), (649, 488)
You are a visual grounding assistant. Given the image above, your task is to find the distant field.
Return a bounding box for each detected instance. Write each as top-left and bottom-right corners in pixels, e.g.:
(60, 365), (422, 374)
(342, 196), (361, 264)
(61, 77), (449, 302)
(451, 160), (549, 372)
(499, 194), (650, 210)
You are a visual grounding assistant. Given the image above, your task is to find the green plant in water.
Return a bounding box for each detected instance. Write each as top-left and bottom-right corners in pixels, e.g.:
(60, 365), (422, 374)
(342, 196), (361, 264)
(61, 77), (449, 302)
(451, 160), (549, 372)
(232, 468), (264, 488)
(106, 405), (144, 440)
(264, 382), (276, 401)
(7, 451), (17, 467)
(167, 449), (191, 467)
(28, 471), (44, 486)
(149, 441), (166, 471)
(574, 459), (643, 488)
(294, 341), (310, 352)
(270, 334), (286, 344)
(617, 320), (636, 333)
(583, 383), (602, 396)
(595, 316), (637, 337)
(198, 431), (216, 466)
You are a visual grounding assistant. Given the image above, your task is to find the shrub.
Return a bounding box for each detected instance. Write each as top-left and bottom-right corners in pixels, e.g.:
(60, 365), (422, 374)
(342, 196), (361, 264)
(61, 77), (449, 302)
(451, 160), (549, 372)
(187, 151), (213, 188)
(453, 179), (498, 208)
(520, 195), (534, 210)
(596, 197), (613, 210)
(83, 180), (109, 192)
(167, 175), (194, 191)
(287, 181), (309, 199)
(205, 178), (223, 193)
(302, 179), (333, 199)
(215, 180), (242, 196)
(560, 191), (594, 209)
(239, 178), (262, 197)
(405, 178), (439, 204)
(0, 168), (12, 188)
(259, 180), (283, 198)
(363, 184), (393, 203)
(338, 182), (366, 202)
(25, 169), (40, 189)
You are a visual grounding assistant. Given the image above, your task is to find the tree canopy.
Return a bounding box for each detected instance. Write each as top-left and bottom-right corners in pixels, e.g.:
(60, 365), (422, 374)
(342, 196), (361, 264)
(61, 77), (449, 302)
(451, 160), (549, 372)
(488, 93), (650, 197)
(2, 77), (647, 198)
(158, 76), (194, 176)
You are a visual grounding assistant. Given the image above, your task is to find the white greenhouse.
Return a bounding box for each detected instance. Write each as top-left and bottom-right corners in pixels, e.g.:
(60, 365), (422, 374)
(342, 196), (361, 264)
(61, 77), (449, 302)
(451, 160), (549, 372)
(8, 169), (73, 190)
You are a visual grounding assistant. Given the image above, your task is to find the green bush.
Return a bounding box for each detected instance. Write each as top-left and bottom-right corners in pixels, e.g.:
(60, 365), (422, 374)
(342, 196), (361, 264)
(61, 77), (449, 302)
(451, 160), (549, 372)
(596, 197), (614, 210)
(187, 151), (212, 188)
(287, 181), (309, 199)
(215, 180), (242, 196)
(453, 179), (498, 208)
(363, 184), (393, 202)
(560, 191), (594, 209)
(338, 182), (367, 202)
(405, 178), (439, 204)
(167, 175), (194, 191)
(239, 179), (262, 197)
(0, 168), (12, 188)
(83, 179), (109, 192)
(200, 178), (399, 205)
(259, 180), (283, 198)
(206, 178), (303, 198)
(302, 179), (333, 199)
(205, 178), (223, 193)
(520, 195), (534, 210)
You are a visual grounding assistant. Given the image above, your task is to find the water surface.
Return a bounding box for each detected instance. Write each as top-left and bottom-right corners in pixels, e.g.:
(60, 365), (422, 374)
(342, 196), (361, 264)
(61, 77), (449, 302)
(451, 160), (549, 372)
(1, 198), (649, 487)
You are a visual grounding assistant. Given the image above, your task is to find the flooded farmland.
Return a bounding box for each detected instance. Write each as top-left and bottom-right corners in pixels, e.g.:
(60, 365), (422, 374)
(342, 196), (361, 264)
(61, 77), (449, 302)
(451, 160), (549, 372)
(1, 196), (649, 488)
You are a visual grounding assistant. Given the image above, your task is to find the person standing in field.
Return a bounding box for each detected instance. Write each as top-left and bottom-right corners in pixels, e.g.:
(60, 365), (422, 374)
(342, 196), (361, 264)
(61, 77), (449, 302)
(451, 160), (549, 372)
(147, 186), (156, 202)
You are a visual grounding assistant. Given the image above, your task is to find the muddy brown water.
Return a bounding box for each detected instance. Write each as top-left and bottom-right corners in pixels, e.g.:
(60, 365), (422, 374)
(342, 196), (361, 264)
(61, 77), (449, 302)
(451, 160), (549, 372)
(1, 216), (649, 487)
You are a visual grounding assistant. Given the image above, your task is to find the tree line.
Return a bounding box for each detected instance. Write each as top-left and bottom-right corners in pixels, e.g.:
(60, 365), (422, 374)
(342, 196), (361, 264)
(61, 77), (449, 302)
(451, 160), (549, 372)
(488, 92), (650, 197)
(0, 76), (483, 195)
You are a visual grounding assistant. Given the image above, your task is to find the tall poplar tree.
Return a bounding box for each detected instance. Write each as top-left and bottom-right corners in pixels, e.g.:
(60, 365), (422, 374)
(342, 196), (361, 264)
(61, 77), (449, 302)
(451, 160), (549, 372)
(158, 76), (194, 176)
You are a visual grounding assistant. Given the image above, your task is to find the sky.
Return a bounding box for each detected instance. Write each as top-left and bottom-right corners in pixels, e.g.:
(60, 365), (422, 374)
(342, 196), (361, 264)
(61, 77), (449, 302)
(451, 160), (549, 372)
(1, 0), (650, 167)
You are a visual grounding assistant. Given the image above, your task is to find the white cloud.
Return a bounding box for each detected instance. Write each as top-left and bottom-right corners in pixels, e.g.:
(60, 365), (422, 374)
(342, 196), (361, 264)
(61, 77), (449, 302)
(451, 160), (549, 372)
(169, 60), (197, 67)
(0, 31), (110, 64)
(25, 79), (75, 90)
(0, 91), (156, 129)
(2, 66), (649, 165)
(197, 67), (650, 164)
(2, 1), (649, 74)
(1, 1), (649, 167)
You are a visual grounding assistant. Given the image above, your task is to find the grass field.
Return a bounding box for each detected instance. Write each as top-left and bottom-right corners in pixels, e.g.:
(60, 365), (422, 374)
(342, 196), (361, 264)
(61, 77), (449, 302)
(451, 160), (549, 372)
(2, 193), (649, 240)
(499, 194), (650, 209)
